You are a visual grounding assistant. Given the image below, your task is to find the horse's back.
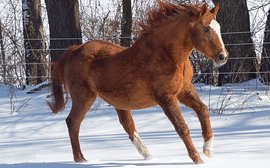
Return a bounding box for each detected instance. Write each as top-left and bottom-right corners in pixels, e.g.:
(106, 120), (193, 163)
(62, 40), (125, 94)
(64, 40), (124, 63)
(82, 40), (125, 60)
(64, 40), (124, 72)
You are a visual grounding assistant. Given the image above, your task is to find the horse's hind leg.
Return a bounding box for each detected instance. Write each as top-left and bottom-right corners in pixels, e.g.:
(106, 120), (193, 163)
(115, 108), (151, 159)
(66, 89), (97, 162)
(178, 85), (213, 157)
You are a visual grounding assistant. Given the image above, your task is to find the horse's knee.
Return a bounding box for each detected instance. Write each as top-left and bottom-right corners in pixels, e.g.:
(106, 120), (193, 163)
(201, 104), (208, 113)
(179, 126), (190, 139)
(197, 104), (209, 117)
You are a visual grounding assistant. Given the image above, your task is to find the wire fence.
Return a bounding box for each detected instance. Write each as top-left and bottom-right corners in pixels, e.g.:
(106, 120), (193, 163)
(1, 35), (270, 81)
(1, 34), (270, 114)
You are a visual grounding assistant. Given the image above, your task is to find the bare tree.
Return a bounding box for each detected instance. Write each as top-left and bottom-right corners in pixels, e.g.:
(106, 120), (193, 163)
(120, 0), (132, 47)
(45, 0), (82, 62)
(22, 0), (47, 85)
(260, 8), (270, 84)
(0, 19), (7, 84)
(212, 0), (257, 85)
(0, 0), (25, 86)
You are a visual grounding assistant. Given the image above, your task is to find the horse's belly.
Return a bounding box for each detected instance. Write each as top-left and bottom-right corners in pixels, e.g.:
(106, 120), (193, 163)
(92, 70), (157, 110)
(98, 91), (157, 110)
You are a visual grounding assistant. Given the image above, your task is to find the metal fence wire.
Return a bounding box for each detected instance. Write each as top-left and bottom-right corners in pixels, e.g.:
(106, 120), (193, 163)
(1, 33), (270, 113)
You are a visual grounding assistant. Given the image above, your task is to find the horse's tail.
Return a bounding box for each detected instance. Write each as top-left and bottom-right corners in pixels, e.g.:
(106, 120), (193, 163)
(47, 45), (79, 113)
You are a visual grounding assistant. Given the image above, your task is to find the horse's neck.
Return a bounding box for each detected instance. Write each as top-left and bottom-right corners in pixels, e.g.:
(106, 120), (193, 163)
(131, 28), (193, 64)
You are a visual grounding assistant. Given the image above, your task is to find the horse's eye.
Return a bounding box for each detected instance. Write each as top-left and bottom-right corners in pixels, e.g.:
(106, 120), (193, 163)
(204, 27), (210, 32)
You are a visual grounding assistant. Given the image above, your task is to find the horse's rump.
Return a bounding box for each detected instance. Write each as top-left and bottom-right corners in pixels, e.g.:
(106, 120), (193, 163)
(47, 45), (80, 113)
(48, 41), (125, 113)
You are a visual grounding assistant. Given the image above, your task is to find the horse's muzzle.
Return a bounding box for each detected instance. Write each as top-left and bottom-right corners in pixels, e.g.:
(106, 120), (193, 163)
(213, 50), (228, 68)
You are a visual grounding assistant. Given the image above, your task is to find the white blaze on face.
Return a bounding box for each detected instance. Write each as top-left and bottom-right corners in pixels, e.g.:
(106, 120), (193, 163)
(209, 19), (225, 50)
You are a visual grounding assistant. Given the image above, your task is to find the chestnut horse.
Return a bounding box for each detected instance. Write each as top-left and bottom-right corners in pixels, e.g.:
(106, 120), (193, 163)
(48, 1), (228, 164)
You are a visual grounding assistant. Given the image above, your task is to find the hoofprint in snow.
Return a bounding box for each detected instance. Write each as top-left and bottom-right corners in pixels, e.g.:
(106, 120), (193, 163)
(0, 79), (270, 168)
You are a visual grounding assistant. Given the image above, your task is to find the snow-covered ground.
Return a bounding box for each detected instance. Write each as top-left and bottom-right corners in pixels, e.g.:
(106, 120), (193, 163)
(1, 80), (270, 168)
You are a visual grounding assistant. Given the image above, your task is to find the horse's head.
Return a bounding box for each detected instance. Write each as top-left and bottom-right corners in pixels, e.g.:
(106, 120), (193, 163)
(190, 4), (228, 67)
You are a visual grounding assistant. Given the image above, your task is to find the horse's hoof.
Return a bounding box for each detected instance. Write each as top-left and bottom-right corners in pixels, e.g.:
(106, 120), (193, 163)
(194, 158), (204, 165)
(203, 149), (213, 158)
(144, 154), (153, 160)
(74, 157), (88, 163)
(192, 153), (204, 165)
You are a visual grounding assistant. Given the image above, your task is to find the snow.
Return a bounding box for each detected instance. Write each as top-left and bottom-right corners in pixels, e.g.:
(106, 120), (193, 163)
(1, 1), (269, 167)
(1, 80), (270, 168)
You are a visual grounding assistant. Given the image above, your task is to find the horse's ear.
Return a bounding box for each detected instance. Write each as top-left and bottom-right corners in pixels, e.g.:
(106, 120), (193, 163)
(200, 4), (208, 17)
(210, 4), (219, 16)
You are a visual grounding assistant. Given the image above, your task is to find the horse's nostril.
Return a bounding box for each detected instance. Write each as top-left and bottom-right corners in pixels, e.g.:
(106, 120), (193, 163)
(218, 54), (225, 61)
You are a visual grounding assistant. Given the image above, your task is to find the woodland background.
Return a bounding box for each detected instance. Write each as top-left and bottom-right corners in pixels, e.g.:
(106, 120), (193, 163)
(0, 0), (270, 87)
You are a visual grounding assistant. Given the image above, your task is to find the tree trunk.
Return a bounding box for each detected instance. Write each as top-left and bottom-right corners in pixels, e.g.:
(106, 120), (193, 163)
(0, 20), (7, 84)
(260, 8), (270, 84)
(22, 0), (47, 85)
(212, 0), (257, 85)
(45, 0), (82, 62)
(120, 0), (132, 47)
(191, 51), (215, 85)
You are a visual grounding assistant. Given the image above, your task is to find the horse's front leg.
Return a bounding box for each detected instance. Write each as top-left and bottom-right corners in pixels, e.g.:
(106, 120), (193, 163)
(115, 108), (151, 159)
(178, 85), (213, 157)
(155, 94), (204, 164)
